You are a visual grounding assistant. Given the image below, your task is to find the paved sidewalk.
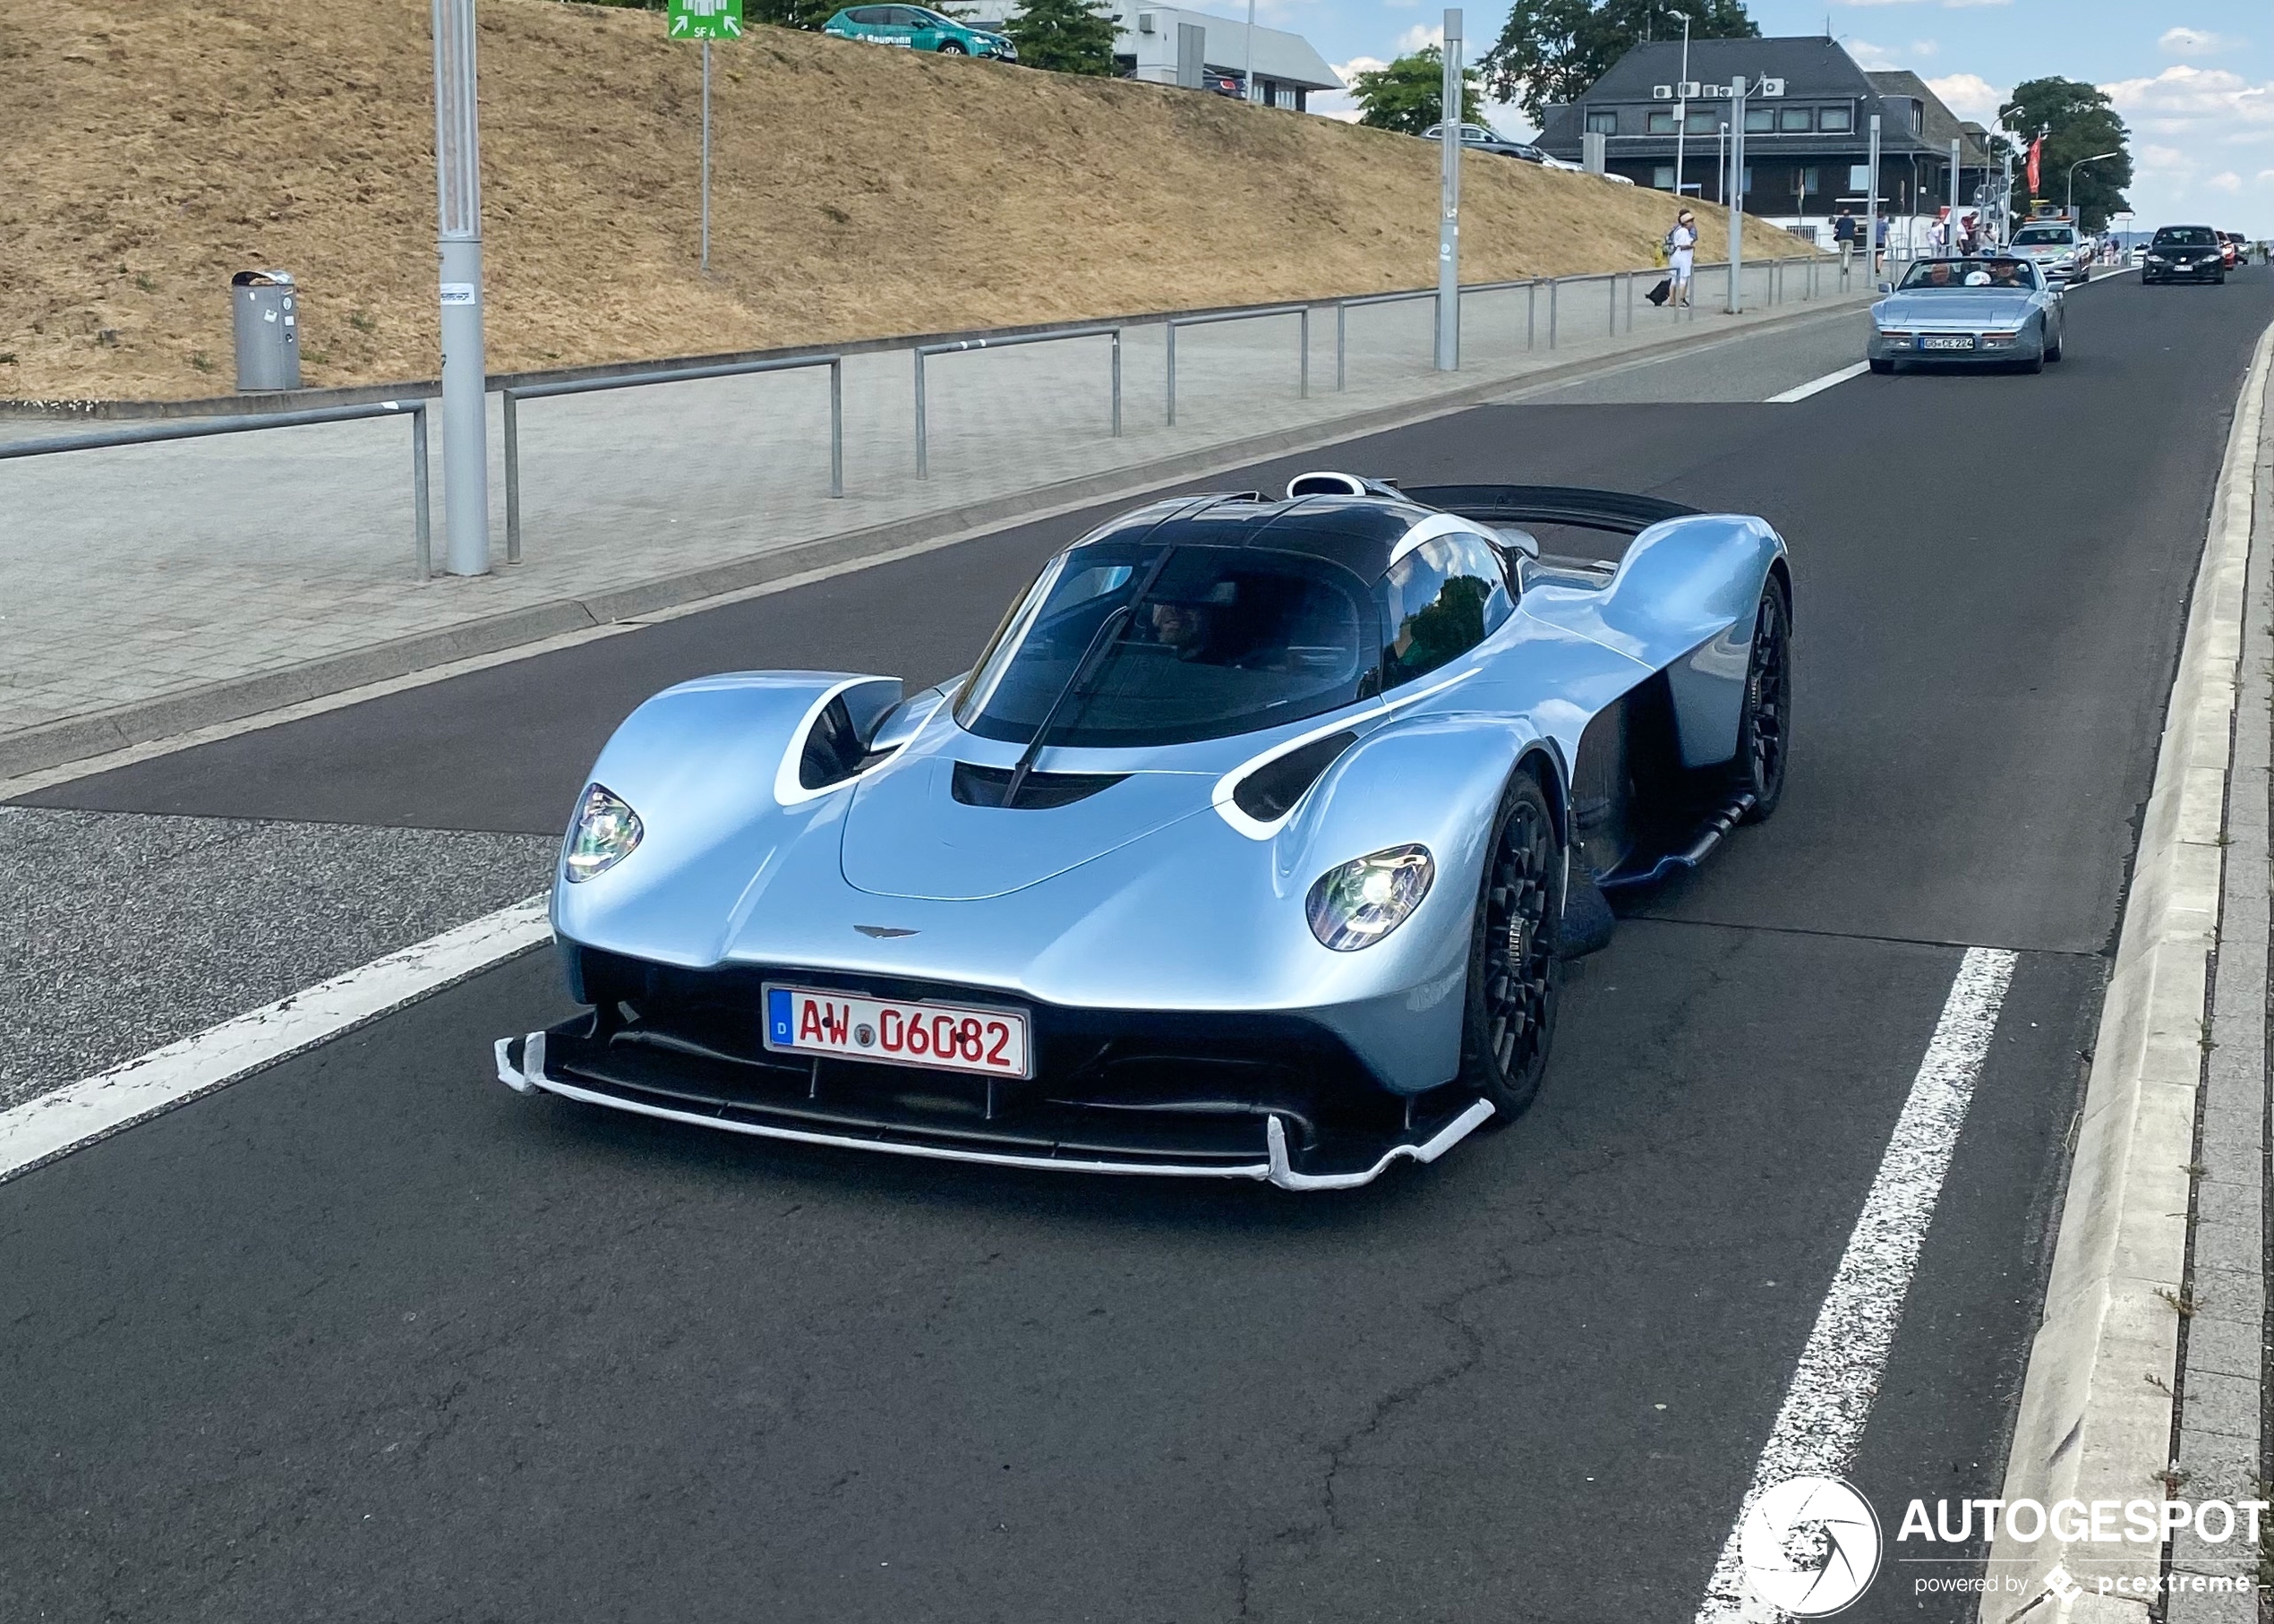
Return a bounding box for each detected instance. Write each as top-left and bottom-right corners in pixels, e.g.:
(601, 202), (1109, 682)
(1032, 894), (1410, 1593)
(0, 264), (1868, 774)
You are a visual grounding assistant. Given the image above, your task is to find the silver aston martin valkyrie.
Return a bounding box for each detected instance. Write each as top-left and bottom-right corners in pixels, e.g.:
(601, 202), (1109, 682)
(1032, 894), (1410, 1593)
(494, 473), (1793, 1190)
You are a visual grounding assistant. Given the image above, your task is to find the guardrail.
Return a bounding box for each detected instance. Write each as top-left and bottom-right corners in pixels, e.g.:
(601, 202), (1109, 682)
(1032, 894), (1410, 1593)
(0, 398), (434, 578)
(6, 252), (1852, 578)
(1165, 305), (1309, 428)
(502, 354), (843, 560)
(914, 327), (1119, 480)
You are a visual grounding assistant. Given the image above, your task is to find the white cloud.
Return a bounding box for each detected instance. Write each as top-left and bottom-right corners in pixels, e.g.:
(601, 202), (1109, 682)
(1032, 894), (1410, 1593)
(1840, 36), (1900, 70)
(1310, 55), (1383, 123)
(1909, 38), (1939, 58)
(2160, 27), (2242, 56)
(2103, 64), (2274, 135)
(1396, 21), (1442, 53)
(1925, 72), (2004, 122)
(2209, 170), (2244, 192)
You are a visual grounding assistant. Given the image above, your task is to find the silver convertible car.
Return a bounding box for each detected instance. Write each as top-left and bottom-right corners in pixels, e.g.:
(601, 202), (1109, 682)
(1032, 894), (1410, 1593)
(1867, 255), (2067, 374)
(494, 475), (1792, 1190)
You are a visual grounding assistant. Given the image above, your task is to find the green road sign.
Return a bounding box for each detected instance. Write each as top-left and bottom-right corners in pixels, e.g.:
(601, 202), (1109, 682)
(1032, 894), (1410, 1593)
(668, 0), (741, 39)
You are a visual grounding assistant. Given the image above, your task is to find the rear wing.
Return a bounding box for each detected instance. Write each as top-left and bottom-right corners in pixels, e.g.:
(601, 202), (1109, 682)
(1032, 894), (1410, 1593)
(1401, 484), (1699, 537)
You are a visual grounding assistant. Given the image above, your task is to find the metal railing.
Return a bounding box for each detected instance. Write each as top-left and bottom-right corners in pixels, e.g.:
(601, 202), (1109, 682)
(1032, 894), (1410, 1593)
(1165, 305), (1309, 427)
(914, 327), (1119, 479)
(502, 353), (843, 560)
(0, 398), (434, 578)
(1333, 289), (1438, 391)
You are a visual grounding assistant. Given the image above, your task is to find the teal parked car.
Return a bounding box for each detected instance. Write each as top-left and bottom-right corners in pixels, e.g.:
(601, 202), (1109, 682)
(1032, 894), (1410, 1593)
(822, 5), (1018, 60)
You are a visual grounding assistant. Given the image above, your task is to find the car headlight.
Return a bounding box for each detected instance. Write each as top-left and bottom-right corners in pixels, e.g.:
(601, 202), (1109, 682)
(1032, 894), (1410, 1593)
(565, 783), (644, 882)
(2146, 254), (2165, 263)
(1307, 844), (1434, 951)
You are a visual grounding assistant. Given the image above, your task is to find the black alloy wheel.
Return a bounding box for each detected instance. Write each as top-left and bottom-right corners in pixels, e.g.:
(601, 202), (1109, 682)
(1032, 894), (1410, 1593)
(1459, 773), (1562, 1120)
(1734, 577), (1791, 822)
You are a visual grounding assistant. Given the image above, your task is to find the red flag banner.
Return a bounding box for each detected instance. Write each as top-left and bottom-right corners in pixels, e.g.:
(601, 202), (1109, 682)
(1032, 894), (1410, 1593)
(2027, 136), (2043, 195)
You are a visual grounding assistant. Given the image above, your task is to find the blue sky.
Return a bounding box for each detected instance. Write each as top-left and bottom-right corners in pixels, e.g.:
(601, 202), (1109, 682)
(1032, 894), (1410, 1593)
(1290, 0), (2274, 232)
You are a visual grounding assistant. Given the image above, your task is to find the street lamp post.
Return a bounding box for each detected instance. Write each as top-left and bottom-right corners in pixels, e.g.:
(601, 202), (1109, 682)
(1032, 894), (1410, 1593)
(2067, 150), (2120, 221)
(1672, 12), (1690, 199)
(1864, 113), (1879, 279)
(431, 0), (489, 577)
(1242, 0), (1256, 103)
(1435, 8), (1461, 370)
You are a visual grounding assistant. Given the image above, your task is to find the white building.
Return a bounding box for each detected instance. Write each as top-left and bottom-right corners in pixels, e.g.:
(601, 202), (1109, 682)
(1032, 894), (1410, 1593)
(1110, 5), (1339, 109)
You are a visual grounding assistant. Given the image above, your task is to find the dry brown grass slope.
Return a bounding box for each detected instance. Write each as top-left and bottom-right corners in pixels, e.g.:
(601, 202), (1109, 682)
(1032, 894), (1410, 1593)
(0, 0), (1808, 401)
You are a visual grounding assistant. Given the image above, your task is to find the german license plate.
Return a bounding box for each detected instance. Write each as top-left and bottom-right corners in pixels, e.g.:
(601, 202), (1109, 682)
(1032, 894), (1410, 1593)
(1919, 335), (1976, 352)
(764, 985), (1031, 1079)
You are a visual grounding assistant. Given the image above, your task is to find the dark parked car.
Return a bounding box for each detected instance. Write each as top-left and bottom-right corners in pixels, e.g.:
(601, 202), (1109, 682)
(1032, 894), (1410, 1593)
(1421, 123), (1549, 163)
(2143, 226), (2227, 285)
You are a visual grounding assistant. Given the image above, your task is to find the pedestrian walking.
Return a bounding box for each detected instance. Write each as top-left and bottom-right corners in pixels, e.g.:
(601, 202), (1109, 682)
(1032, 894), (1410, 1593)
(1874, 214), (1889, 276)
(1668, 209), (1698, 307)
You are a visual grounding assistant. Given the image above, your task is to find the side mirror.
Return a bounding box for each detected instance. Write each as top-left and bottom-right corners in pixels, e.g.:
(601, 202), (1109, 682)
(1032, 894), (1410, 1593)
(868, 682), (954, 754)
(1876, 280), (1894, 295)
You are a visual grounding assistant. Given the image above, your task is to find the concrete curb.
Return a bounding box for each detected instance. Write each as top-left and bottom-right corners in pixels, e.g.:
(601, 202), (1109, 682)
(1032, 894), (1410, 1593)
(0, 294), (1869, 783)
(1978, 316), (2274, 1623)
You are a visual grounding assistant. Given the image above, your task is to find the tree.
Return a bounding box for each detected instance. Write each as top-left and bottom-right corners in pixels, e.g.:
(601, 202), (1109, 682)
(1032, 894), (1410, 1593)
(1349, 47), (1484, 136)
(1483, 0), (1757, 126)
(1999, 76), (2131, 230)
(1004, 0), (1118, 74)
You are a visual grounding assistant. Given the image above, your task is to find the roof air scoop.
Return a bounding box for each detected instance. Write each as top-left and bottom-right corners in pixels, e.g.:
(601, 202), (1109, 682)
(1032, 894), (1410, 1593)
(1286, 472), (1370, 499)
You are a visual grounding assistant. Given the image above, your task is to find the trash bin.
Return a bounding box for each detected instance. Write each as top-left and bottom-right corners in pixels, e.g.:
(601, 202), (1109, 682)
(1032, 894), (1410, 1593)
(231, 269), (301, 392)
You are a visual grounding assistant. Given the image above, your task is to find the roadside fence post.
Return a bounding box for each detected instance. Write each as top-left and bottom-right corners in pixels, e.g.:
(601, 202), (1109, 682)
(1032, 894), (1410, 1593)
(1299, 306), (1310, 398)
(1110, 331), (1123, 436)
(1548, 278), (1559, 349)
(1336, 302), (1347, 391)
(914, 349), (928, 479)
(412, 404), (432, 581)
(1526, 280), (1537, 349)
(828, 360), (844, 497)
(500, 390), (521, 566)
(1166, 322), (1178, 426)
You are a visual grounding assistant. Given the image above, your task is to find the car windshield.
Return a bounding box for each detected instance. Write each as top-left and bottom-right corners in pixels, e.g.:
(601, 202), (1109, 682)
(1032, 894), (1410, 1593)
(2011, 227), (2073, 246)
(2155, 227), (2218, 245)
(956, 543), (1377, 748)
(1896, 259), (2034, 290)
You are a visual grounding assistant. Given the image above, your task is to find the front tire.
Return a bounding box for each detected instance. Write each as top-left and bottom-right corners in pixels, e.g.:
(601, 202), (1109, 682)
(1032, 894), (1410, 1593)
(1458, 773), (1561, 1121)
(1733, 577), (1791, 821)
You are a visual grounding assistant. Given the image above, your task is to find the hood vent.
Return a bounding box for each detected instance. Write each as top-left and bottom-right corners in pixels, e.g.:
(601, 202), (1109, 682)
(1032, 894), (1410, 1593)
(1232, 731), (1356, 821)
(952, 761), (1129, 809)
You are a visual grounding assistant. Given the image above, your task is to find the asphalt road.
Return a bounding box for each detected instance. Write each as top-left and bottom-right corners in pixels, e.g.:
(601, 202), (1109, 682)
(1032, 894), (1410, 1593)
(5, 268), (2267, 1623)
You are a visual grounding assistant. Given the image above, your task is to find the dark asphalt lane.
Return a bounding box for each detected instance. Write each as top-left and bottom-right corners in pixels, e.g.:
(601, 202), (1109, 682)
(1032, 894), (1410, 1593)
(5, 268), (2270, 1623)
(0, 928), (2094, 1624)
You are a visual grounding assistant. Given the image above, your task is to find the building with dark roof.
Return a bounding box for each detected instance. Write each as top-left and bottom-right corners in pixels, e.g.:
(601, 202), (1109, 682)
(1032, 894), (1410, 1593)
(1534, 36), (1994, 245)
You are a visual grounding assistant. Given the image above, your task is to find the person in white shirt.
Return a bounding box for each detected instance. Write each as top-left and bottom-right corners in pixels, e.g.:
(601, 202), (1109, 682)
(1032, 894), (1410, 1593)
(1669, 210), (1698, 306)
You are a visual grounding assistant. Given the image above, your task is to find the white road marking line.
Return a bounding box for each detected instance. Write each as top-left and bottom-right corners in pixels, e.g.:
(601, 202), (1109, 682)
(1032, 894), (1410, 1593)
(1694, 945), (2019, 1623)
(1767, 362), (1871, 404)
(0, 895), (551, 1184)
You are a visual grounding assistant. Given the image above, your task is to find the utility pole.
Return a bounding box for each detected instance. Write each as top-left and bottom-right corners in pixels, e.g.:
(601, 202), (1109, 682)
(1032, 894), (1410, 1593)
(1864, 114), (1880, 279)
(1726, 74), (1748, 313)
(1435, 7), (1462, 370)
(1673, 11), (1690, 199)
(431, 0), (490, 577)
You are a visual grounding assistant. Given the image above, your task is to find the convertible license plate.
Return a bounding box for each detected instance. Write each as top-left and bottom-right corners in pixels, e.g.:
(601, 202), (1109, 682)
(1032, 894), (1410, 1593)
(1919, 335), (1977, 352)
(763, 985), (1031, 1079)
